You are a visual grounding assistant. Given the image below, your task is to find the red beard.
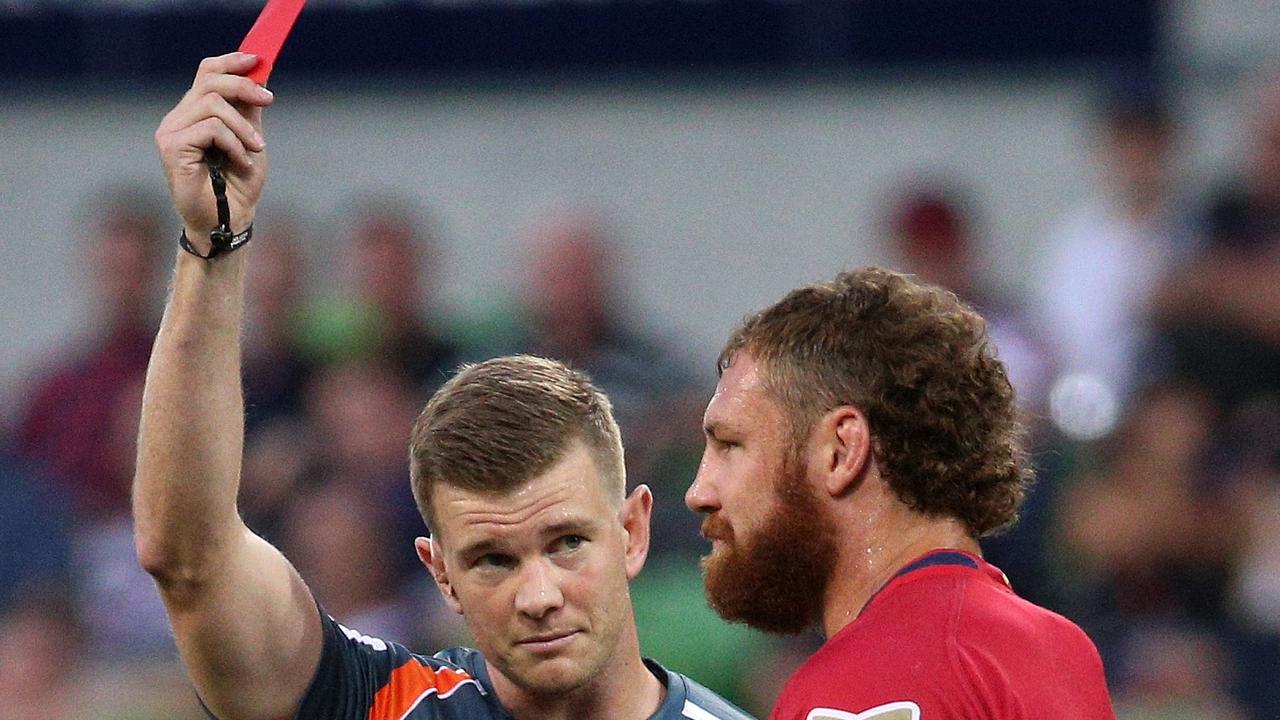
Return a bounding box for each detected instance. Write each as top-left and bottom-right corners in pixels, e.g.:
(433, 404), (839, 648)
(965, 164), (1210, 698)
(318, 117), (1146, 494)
(699, 450), (838, 635)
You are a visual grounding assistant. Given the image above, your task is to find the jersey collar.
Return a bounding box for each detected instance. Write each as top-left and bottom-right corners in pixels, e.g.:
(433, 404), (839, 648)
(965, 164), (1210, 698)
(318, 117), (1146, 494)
(862, 548), (1009, 617)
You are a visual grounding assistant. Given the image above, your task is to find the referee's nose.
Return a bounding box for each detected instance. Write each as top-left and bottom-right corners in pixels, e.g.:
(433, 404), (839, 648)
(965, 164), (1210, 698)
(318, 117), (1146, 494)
(514, 556), (565, 621)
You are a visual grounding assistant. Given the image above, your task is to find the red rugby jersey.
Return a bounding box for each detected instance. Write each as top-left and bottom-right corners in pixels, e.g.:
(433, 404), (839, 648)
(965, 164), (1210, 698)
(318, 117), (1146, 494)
(770, 551), (1115, 720)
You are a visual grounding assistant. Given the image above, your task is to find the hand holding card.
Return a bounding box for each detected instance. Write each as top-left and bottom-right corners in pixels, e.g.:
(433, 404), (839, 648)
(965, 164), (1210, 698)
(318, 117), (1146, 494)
(239, 0), (307, 86)
(187, 0), (305, 254)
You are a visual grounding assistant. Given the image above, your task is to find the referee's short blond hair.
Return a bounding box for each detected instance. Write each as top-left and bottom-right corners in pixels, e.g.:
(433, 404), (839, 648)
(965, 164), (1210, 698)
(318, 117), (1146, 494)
(409, 355), (625, 534)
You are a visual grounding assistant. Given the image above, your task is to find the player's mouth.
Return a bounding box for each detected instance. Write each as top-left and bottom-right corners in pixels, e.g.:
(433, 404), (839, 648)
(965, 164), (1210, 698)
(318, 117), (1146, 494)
(517, 630), (580, 654)
(700, 515), (734, 544)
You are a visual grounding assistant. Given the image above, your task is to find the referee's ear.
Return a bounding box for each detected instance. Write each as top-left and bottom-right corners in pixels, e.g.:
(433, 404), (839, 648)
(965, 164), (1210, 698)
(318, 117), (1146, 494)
(418, 536), (464, 615)
(620, 484), (653, 581)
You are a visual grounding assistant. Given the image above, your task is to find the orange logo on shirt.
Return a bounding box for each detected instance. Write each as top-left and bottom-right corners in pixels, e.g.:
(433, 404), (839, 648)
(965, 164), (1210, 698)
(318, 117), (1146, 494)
(369, 661), (480, 719)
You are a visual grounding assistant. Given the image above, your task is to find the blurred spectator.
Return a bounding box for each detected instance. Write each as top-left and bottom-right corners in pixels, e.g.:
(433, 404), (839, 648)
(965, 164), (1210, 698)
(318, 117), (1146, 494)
(243, 218), (314, 433)
(1153, 77), (1280, 411)
(1227, 398), (1280, 635)
(1243, 72), (1280, 208)
(0, 587), (84, 720)
(1055, 382), (1250, 713)
(884, 182), (1055, 420)
(237, 219), (319, 544)
(0, 457), (72, 609)
(305, 360), (418, 484)
(303, 359), (426, 576)
(276, 481), (462, 650)
(299, 197), (459, 394)
(1219, 396), (1280, 718)
(238, 413), (314, 545)
(885, 182), (982, 297)
(15, 186), (164, 519)
(1, 584), (203, 720)
(625, 388), (713, 559)
(1110, 623), (1248, 720)
(1035, 85), (1193, 441)
(1059, 383), (1236, 590)
(512, 209), (705, 556)
(74, 514), (177, 661)
(517, 209), (696, 435)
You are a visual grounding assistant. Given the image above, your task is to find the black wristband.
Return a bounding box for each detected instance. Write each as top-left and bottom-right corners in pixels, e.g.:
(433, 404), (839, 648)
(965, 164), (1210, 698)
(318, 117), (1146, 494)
(179, 224), (253, 260)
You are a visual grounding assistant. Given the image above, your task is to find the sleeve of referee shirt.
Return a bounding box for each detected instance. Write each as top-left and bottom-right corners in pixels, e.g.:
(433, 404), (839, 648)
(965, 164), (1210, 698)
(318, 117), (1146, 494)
(295, 611), (397, 719)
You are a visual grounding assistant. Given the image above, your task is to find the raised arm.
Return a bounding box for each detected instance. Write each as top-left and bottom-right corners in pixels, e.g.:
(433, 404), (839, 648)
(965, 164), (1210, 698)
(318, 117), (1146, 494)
(134, 52), (320, 720)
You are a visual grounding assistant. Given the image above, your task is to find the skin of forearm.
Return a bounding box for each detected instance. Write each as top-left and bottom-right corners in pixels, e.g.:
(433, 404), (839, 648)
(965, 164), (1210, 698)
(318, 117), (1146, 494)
(134, 248), (250, 589)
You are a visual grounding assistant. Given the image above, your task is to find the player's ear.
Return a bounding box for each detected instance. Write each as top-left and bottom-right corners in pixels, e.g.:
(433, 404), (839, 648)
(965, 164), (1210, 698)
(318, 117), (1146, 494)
(620, 484), (653, 580)
(818, 405), (872, 498)
(417, 536), (463, 615)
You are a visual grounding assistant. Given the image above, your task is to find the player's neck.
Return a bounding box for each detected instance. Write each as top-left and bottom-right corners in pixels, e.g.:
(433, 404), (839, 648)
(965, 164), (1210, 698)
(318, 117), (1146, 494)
(821, 506), (979, 639)
(492, 627), (664, 720)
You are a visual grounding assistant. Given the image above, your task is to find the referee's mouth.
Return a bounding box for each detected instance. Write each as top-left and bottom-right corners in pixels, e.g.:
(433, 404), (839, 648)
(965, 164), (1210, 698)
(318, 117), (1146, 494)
(516, 630), (580, 653)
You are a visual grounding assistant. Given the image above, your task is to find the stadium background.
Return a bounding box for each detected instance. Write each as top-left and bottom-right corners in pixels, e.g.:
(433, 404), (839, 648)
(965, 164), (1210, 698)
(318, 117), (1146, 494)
(1, 1), (1278, 717)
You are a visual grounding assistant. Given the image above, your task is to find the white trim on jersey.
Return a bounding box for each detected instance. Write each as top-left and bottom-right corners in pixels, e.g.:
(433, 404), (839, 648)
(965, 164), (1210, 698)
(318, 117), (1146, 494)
(682, 699), (728, 720)
(337, 621), (389, 652)
(804, 702), (922, 720)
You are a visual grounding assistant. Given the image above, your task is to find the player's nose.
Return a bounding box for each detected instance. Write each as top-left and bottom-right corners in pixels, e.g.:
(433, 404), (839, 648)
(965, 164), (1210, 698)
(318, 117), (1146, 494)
(685, 453), (720, 513)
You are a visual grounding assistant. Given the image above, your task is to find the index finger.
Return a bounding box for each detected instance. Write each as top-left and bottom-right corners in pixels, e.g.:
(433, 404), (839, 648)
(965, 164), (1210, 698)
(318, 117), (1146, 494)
(194, 53), (261, 85)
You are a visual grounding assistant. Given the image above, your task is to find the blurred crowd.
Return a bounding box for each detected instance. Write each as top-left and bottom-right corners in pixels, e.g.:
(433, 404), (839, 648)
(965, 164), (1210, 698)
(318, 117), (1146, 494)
(3, 77), (1279, 719)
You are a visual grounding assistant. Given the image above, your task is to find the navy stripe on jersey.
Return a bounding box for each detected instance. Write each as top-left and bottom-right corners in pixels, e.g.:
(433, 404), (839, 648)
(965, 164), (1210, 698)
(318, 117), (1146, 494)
(892, 550), (979, 579)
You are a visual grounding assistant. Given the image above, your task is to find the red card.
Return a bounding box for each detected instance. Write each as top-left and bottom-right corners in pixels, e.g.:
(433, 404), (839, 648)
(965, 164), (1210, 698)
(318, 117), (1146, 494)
(238, 0), (308, 85)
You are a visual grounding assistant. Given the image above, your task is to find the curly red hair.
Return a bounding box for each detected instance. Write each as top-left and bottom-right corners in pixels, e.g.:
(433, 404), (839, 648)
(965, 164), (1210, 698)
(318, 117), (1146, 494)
(719, 267), (1031, 537)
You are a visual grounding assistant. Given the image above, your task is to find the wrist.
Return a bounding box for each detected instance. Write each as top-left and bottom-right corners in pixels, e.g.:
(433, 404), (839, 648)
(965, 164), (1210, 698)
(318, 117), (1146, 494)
(183, 217), (254, 249)
(180, 221), (255, 260)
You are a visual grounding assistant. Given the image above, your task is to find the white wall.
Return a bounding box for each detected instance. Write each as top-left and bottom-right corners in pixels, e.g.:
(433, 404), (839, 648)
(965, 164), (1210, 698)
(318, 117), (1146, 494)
(1169, 0), (1280, 70)
(0, 72), (1209, 407)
